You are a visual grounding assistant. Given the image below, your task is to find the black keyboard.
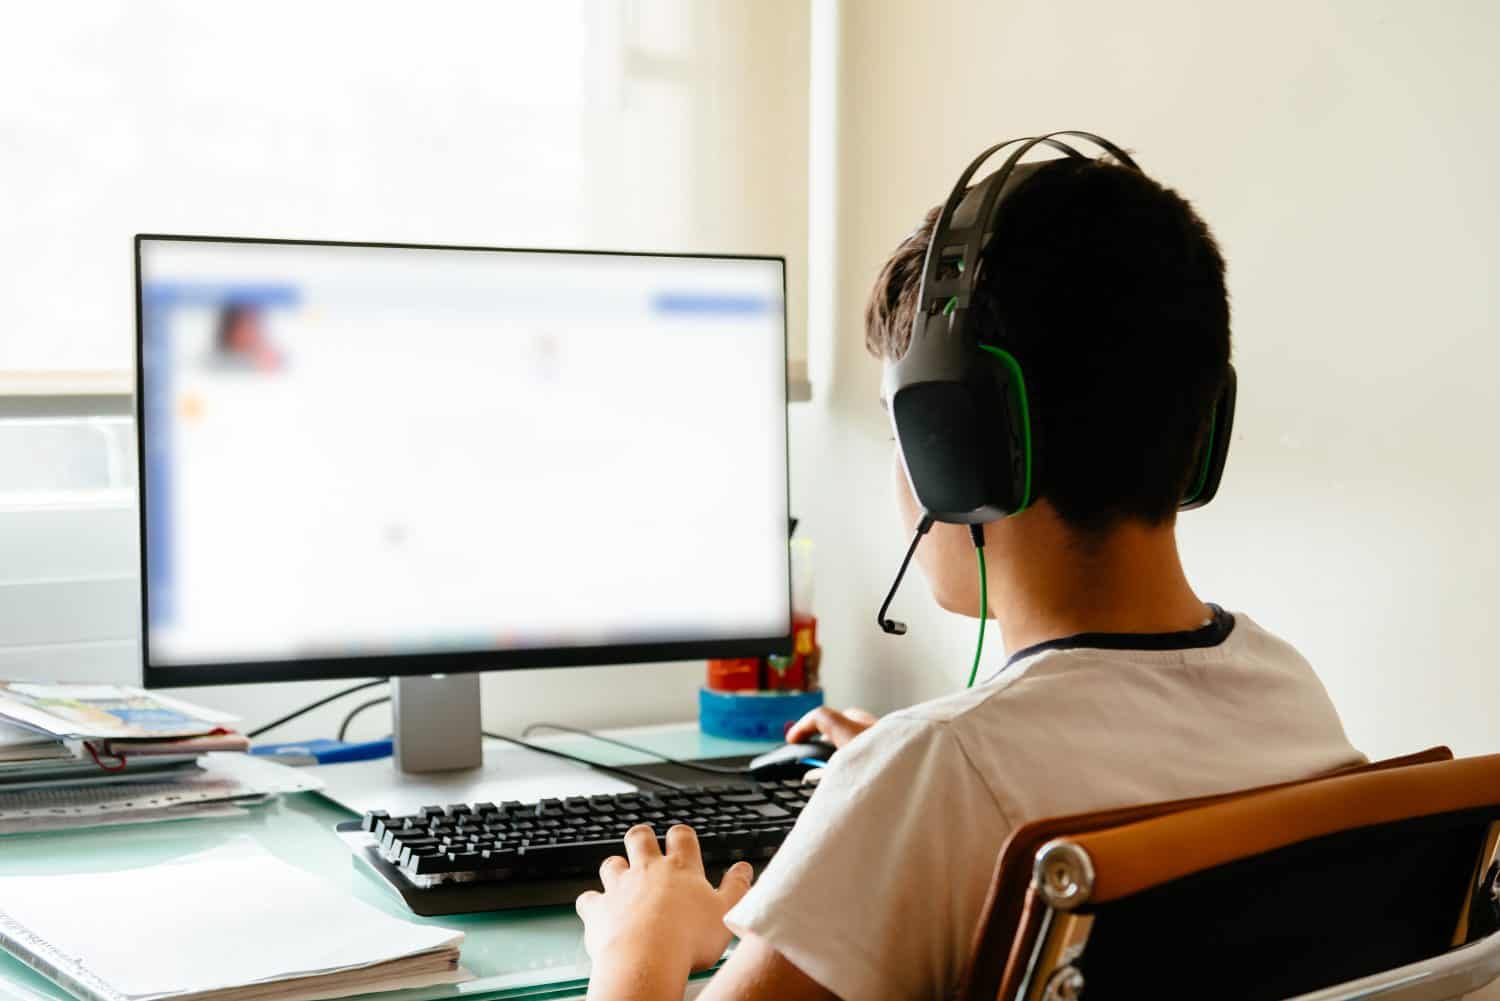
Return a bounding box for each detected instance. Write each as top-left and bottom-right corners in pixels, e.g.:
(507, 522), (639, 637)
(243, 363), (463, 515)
(347, 781), (813, 915)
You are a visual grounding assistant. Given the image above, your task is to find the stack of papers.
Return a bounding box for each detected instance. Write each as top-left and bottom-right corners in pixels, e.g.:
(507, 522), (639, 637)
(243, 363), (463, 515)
(0, 683), (312, 835)
(0, 839), (468, 1001)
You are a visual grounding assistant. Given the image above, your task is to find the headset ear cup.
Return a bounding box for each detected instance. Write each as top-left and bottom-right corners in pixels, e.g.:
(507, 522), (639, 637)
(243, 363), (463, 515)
(1180, 364), (1236, 509)
(976, 345), (1034, 515)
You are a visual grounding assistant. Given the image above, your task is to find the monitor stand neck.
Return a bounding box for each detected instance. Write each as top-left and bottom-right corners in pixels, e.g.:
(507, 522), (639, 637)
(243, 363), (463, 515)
(391, 674), (483, 773)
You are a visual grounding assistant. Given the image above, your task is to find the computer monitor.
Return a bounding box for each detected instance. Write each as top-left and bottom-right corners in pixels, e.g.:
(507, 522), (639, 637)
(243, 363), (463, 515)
(135, 235), (792, 770)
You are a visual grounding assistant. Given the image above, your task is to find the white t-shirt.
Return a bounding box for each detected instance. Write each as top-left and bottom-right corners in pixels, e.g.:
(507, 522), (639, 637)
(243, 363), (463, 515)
(724, 608), (1364, 1001)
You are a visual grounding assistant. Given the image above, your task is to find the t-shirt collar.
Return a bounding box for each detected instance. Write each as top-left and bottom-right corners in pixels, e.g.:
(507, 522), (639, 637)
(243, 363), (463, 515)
(1000, 603), (1236, 674)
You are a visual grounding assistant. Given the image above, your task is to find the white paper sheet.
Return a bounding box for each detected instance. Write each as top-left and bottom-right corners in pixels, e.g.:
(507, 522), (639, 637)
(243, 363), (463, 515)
(0, 839), (463, 1000)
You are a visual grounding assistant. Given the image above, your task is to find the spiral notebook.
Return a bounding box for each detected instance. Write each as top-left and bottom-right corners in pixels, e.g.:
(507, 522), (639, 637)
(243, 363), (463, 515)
(0, 839), (468, 1001)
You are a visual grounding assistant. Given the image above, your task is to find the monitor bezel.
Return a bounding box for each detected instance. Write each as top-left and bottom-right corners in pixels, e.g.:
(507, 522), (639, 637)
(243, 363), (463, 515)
(134, 233), (794, 689)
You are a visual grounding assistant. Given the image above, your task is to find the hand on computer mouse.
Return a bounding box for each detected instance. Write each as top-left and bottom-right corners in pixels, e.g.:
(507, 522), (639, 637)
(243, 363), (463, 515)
(785, 706), (879, 749)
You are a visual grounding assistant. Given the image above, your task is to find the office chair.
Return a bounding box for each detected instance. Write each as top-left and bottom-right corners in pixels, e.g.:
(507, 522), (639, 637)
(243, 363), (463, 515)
(957, 748), (1500, 1001)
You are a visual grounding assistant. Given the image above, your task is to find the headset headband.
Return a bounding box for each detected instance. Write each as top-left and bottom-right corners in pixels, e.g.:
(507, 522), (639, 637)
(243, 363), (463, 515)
(917, 132), (1141, 325)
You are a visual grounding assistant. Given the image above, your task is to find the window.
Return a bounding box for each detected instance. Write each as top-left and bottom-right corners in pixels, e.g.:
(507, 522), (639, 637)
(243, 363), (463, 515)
(0, 2), (810, 679)
(0, 1), (809, 389)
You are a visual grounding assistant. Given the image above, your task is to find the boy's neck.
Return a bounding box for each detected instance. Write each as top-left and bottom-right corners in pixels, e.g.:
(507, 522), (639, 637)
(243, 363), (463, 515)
(984, 503), (1210, 657)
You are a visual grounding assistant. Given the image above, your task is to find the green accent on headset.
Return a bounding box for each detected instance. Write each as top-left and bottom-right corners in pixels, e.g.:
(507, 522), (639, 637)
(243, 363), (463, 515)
(976, 344), (1033, 513)
(967, 545), (987, 689)
(1183, 404), (1217, 503)
(942, 262), (965, 316)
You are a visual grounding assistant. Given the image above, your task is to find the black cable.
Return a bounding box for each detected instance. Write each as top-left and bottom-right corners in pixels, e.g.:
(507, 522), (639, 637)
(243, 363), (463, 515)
(338, 696), (392, 742)
(520, 722), (748, 776)
(255, 681), (687, 791)
(246, 679), (389, 739)
(294, 690), (680, 790)
(482, 731), (685, 792)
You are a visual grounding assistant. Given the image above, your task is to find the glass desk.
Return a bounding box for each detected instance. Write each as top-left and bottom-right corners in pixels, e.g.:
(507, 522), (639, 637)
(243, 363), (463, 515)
(0, 725), (778, 1001)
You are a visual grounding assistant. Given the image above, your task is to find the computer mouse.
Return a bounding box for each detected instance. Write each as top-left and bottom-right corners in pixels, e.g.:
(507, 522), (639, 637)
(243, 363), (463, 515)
(747, 739), (837, 781)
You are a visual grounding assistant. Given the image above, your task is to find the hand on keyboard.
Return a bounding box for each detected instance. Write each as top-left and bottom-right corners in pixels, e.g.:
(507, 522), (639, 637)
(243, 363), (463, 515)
(576, 824), (754, 974)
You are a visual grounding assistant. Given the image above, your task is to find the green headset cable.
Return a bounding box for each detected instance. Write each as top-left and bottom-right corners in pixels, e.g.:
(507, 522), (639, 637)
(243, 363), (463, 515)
(967, 525), (987, 689)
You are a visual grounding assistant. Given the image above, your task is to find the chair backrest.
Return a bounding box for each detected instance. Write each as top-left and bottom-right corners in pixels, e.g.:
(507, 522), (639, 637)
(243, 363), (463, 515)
(955, 747), (1500, 1001)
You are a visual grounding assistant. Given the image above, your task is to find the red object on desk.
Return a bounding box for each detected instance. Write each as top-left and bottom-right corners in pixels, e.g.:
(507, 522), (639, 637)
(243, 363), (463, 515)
(706, 657), (762, 692)
(706, 615), (821, 693)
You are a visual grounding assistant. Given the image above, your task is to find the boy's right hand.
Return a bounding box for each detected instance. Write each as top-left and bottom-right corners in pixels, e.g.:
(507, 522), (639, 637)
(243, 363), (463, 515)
(785, 706), (879, 748)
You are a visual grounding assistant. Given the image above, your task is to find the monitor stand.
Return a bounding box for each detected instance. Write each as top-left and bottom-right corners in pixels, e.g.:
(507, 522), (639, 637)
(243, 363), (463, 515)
(391, 673), (482, 773)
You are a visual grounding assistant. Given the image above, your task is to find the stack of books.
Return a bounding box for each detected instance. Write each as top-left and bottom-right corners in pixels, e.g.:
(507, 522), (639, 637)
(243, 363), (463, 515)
(0, 681), (247, 790)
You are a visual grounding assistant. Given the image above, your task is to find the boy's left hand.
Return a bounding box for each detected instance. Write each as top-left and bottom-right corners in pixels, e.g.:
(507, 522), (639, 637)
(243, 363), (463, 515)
(577, 824), (755, 975)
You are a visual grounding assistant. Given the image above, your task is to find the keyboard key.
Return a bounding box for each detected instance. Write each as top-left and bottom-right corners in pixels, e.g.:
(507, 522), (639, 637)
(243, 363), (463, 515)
(721, 829), (755, 860)
(360, 810), (389, 833)
(753, 827), (785, 858)
(476, 848), (518, 875)
(398, 839), (441, 864)
(410, 851), (465, 875)
(695, 831), (725, 862)
(722, 792), (769, 805)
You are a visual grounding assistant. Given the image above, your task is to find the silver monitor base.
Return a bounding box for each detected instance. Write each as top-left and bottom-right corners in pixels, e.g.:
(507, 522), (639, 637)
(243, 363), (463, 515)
(392, 674), (483, 773)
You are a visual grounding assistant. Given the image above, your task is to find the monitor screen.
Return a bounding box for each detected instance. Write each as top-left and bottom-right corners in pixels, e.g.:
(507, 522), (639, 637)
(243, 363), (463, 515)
(136, 236), (791, 686)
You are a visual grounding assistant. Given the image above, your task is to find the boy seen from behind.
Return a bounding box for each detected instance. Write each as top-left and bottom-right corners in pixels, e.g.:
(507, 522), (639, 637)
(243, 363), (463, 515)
(575, 147), (1363, 1001)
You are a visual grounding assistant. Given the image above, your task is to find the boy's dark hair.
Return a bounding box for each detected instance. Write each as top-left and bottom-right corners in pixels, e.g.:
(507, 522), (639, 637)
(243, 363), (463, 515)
(866, 158), (1231, 534)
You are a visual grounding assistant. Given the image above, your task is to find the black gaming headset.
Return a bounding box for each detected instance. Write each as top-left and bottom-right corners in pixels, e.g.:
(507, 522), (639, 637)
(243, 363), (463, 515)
(877, 131), (1236, 638)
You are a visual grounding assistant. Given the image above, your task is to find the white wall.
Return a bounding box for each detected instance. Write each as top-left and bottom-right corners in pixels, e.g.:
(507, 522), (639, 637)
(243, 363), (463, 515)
(794, 0), (1500, 761)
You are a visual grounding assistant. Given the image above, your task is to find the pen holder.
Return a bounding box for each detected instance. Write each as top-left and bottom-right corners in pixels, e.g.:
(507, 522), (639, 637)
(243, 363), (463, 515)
(698, 687), (824, 742)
